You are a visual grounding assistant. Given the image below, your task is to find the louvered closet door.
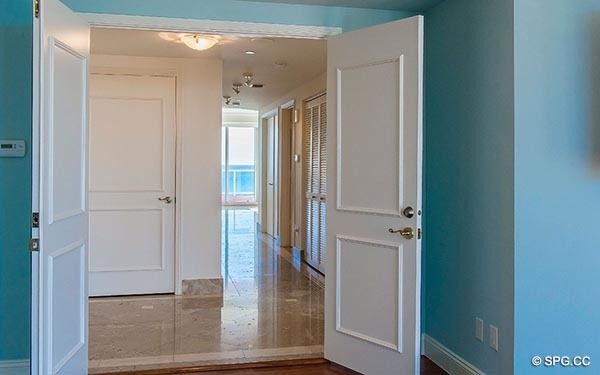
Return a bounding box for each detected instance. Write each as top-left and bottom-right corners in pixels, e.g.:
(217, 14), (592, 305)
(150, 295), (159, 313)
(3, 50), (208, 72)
(304, 94), (327, 273)
(318, 102), (327, 269)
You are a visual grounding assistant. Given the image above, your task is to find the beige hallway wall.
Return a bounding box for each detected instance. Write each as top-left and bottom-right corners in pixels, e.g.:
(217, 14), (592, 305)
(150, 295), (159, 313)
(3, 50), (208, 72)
(258, 73), (326, 251)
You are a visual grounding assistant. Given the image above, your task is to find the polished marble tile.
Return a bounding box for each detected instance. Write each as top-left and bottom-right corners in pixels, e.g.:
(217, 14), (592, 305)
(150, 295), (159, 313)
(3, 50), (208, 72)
(89, 208), (324, 373)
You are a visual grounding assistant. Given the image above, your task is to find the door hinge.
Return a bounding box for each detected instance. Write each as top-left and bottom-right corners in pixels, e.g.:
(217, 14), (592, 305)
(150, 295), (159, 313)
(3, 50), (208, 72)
(34, 0), (40, 18)
(32, 212), (39, 228)
(29, 238), (40, 252)
(417, 228), (422, 240)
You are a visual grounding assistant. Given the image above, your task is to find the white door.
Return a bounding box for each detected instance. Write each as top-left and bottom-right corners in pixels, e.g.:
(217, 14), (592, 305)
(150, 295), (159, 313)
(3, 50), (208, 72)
(88, 74), (176, 296)
(265, 116), (276, 236)
(325, 16), (423, 375)
(38, 0), (90, 374)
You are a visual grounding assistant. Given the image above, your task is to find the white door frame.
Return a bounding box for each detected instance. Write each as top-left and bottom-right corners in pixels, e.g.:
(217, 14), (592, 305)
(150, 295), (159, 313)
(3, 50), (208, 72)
(32, 10), (426, 374)
(260, 109), (278, 237)
(89, 65), (183, 295)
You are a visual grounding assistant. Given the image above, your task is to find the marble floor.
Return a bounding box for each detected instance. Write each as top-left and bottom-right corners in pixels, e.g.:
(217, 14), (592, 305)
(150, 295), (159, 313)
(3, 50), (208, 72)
(89, 208), (324, 374)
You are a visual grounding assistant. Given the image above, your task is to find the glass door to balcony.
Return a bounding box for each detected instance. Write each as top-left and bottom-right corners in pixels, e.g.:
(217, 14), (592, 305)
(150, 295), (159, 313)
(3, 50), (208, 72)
(222, 126), (257, 205)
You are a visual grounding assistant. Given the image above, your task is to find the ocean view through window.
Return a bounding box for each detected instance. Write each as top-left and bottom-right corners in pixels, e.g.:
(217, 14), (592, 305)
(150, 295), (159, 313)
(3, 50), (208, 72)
(222, 109), (258, 205)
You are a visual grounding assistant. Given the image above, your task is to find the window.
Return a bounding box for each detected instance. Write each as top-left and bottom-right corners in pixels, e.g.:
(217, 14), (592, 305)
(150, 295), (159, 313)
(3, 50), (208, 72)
(222, 126), (257, 204)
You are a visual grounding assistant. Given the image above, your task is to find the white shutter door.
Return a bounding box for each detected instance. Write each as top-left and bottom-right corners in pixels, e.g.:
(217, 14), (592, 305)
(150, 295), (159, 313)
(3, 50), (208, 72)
(317, 101), (327, 272)
(304, 95), (327, 273)
(303, 105), (313, 264)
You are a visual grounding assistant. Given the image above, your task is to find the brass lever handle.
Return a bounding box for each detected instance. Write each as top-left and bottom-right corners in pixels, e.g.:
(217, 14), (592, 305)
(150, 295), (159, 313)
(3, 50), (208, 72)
(158, 196), (173, 204)
(388, 227), (414, 239)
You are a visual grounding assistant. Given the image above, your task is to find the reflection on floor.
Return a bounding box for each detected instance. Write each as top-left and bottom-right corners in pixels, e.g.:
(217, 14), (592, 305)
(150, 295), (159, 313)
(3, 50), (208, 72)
(89, 208), (324, 374)
(143, 356), (448, 375)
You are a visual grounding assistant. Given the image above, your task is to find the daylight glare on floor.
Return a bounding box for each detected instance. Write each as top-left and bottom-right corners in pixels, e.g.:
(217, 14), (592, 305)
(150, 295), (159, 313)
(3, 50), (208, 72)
(88, 207), (324, 373)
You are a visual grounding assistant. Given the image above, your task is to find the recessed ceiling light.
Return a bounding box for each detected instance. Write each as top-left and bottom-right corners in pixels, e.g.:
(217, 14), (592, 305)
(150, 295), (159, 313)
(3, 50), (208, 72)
(245, 50), (256, 55)
(251, 37), (274, 44)
(274, 61), (288, 69)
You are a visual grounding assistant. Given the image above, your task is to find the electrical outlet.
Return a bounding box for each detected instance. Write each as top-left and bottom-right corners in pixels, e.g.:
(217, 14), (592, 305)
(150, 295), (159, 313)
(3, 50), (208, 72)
(475, 318), (484, 342)
(489, 325), (499, 351)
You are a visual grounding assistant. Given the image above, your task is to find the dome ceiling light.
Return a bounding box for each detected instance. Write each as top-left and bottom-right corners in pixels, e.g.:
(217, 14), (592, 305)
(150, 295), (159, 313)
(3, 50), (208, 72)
(181, 34), (219, 51)
(158, 32), (221, 51)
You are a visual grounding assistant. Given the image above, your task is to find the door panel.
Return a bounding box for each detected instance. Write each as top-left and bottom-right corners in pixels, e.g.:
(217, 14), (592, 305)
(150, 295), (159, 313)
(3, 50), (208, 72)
(325, 16), (423, 375)
(336, 236), (401, 350)
(39, 0), (90, 374)
(337, 59), (401, 215)
(89, 209), (163, 272)
(90, 97), (165, 191)
(89, 74), (176, 296)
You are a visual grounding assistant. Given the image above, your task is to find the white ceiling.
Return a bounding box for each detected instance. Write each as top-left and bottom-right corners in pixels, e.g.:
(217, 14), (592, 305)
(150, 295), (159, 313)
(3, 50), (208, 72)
(232, 0), (444, 11)
(90, 28), (327, 110)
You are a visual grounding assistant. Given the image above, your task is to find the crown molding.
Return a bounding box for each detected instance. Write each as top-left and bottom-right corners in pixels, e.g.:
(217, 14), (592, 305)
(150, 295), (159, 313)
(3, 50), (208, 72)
(80, 13), (342, 39)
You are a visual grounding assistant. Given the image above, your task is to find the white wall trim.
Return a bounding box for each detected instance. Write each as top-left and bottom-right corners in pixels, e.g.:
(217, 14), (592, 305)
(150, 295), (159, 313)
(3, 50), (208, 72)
(281, 99), (295, 110)
(80, 13), (342, 39)
(422, 334), (486, 375)
(261, 108), (279, 119)
(0, 360), (30, 375)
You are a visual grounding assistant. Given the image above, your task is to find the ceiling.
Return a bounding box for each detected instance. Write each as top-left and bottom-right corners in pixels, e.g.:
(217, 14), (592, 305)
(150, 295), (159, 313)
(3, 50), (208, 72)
(232, 0), (444, 11)
(90, 28), (326, 110)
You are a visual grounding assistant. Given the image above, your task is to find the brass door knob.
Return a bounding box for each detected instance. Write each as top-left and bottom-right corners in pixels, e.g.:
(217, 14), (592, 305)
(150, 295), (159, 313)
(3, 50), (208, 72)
(388, 227), (414, 239)
(158, 196), (173, 204)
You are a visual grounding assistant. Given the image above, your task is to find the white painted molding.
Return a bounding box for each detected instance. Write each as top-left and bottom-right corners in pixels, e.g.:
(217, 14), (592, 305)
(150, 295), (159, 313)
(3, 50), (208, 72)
(422, 334), (486, 375)
(0, 360), (30, 375)
(79, 13), (342, 39)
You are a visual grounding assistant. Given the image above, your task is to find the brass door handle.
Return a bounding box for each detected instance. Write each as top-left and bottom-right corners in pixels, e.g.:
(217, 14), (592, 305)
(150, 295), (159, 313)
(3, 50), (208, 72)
(158, 196), (173, 204)
(388, 227), (414, 239)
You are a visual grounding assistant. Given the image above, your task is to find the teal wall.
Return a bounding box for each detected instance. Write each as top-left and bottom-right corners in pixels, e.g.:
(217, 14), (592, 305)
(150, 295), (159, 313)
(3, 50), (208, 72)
(424, 0), (514, 374)
(0, 0), (411, 364)
(514, 0), (600, 373)
(0, 0), (32, 363)
(61, 0), (414, 31)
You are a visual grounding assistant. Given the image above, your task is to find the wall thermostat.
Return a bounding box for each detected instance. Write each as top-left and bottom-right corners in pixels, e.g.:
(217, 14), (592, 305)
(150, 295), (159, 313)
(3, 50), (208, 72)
(0, 140), (26, 157)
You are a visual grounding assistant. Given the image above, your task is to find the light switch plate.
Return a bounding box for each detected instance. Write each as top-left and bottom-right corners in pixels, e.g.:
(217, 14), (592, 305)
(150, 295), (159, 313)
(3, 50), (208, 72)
(490, 325), (499, 351)
(475, 317), (484, 342)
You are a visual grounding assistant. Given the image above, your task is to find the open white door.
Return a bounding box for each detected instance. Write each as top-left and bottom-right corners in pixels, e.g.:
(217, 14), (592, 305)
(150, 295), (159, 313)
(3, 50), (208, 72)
(325, 16), (423, 375)
(37, 0), (90, 374)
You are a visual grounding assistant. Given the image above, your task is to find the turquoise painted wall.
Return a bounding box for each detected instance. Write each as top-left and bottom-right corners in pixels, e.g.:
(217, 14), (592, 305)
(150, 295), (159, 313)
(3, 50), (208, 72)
(424, 1), (514, 374)
(0, 0), (32, 363)
(514, 0), (600, 373)
(61, 0), (414, 31)
(0, 0), (411, 364)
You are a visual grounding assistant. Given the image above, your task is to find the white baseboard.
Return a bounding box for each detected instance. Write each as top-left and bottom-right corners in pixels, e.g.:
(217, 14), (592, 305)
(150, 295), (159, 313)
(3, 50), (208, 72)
(0, 360), (30, 375)
(422, 334), (486, 375)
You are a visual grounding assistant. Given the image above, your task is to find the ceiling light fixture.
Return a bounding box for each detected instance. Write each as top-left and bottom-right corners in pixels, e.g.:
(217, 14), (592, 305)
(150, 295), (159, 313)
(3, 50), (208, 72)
(245, 50), (256, 55)
(274, 61), (288, 69)
(181, 34), (219, 51)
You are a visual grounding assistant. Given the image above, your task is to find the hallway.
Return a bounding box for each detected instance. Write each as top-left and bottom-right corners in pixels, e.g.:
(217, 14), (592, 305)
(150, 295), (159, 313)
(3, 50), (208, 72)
(88, 208), (324, 374)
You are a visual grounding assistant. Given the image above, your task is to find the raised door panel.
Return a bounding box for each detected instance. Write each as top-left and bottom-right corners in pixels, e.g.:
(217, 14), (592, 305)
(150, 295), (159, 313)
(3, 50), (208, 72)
(90, 97), (165, 192)
(336, 58), (403, 216)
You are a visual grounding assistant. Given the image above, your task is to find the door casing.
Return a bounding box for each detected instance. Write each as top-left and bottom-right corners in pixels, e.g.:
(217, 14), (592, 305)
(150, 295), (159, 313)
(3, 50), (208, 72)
(32, 11), (423, 375)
